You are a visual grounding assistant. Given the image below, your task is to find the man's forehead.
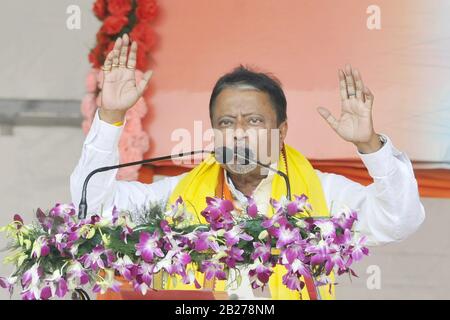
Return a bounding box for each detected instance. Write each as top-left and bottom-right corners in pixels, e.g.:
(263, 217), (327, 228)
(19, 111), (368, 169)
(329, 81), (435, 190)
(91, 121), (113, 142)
(214, 87), (272, 112)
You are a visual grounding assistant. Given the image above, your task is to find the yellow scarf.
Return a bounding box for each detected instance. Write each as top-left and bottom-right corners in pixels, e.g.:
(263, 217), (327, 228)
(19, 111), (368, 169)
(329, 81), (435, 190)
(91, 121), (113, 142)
(164, 144), (335, 300)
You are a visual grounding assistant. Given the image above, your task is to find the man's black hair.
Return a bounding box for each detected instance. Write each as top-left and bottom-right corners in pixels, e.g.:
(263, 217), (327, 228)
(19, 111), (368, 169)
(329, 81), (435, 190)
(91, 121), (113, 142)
(209, 65), (287, 126)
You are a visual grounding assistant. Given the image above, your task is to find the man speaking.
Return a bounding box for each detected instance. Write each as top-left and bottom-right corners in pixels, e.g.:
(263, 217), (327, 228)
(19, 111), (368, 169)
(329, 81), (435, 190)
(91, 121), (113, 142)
(70, 34), (425, 299)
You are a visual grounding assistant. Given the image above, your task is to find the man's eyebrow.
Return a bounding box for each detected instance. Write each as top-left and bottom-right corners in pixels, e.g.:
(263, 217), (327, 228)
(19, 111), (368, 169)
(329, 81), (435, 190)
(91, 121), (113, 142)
(217, 115), (237, 119)
(217, 112), (264, 119)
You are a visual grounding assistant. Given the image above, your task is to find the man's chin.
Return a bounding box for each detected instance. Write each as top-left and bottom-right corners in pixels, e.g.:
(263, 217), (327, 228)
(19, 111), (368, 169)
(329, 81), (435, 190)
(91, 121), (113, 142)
(225, 163), (258, 175)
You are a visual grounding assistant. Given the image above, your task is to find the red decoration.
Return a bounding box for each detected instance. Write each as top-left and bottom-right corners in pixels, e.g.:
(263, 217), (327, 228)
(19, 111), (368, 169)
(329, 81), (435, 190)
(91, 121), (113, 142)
(89, 0), (158, 72)
(93, 0), (108, 21)
(136, 0), (158, 22)
(107, 0), (133, 17)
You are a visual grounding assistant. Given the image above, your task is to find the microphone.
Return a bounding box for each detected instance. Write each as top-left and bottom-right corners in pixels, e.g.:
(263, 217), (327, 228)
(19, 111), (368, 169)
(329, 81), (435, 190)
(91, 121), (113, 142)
(78, 150), (211, 219)
(214, 146), (292, 201)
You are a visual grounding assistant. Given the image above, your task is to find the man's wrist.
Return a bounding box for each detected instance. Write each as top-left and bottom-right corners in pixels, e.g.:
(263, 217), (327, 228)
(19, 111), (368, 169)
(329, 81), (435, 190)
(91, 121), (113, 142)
(355, 133), (383, 154)
(98, 108), (127, 124)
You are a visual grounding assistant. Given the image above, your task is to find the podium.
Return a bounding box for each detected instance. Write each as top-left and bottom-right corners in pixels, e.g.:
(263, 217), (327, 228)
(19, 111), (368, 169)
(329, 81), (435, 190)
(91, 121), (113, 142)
(96, 273), (229, 300)
(121, 289), (229, 300)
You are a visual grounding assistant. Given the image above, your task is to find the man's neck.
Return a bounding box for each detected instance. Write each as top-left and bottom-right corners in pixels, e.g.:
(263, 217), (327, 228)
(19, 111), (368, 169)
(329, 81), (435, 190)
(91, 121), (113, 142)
(226, 170), (268, 197)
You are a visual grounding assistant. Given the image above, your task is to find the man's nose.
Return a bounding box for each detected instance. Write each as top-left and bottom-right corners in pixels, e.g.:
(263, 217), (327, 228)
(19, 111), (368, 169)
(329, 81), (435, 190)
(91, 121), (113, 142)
(233, 121), (248, 140)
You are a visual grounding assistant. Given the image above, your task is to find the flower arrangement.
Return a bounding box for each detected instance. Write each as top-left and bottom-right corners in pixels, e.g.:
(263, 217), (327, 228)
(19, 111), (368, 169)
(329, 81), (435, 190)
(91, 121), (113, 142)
(81, 0), (158, 181)
(0, 195), (368, 300)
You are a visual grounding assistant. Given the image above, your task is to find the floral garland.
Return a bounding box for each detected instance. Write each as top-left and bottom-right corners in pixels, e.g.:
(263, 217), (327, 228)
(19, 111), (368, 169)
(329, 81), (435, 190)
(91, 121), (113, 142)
(81, 0), (158, 181)
(0, 194), (368, 300)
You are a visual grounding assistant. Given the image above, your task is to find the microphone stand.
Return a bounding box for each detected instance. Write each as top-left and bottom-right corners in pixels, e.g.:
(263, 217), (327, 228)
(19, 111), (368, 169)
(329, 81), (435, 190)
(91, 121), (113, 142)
(78, 150), (211, 219)
(235, 151), (292, 201)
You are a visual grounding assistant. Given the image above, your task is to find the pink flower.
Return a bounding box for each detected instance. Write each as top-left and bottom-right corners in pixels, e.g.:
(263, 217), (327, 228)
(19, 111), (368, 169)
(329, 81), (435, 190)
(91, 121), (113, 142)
(251, 242), (271, 263)
(193, 231), (220, 252)
(222, 247), (244, 268)
(201, 197), (235, 231)
(350, 234), (369, 262)
(223, 225), (253, 247)
(282, 272), (304, 291)
(66, 261), (90, 287)
(80, 245), (114, 271)
(272, 225), (300, 248)
(135, 231), (164, 263)
(31, 237), (50, 259)
(248, 263), (273, 289)
(246, 196), (259, 218)
(112, 256), (136, 281)
(200, 260), (227, 281)
(286, 195), (312, 216)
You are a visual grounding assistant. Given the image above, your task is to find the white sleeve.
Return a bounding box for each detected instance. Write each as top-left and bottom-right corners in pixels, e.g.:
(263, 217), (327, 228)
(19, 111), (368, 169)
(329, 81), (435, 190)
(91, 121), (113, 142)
(70, 108), (184, 217)
(316, 135), (425, 246)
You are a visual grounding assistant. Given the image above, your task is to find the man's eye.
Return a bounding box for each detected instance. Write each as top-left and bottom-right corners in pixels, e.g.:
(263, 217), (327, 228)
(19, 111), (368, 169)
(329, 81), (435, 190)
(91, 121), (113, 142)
(249, 118), (263, 125)
(219, 119), (233, 126)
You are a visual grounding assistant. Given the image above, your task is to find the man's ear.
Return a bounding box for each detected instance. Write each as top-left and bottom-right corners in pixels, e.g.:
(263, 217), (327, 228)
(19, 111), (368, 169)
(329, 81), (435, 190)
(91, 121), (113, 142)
(278, 121), (288, 148)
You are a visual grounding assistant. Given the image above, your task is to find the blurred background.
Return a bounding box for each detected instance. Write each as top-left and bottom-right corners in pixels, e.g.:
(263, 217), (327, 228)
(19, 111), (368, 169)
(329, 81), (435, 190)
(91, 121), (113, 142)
(0, 0), (449, 299)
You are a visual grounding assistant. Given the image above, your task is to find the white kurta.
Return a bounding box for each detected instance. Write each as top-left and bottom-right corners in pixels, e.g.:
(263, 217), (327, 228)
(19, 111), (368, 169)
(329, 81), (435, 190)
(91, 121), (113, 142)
(70, 109), (425, 298)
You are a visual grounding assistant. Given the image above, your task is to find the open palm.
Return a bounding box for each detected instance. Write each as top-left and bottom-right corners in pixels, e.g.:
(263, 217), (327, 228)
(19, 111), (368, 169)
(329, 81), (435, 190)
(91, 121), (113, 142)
(318, 65), (375, 144)
(100, 34), (152, 113)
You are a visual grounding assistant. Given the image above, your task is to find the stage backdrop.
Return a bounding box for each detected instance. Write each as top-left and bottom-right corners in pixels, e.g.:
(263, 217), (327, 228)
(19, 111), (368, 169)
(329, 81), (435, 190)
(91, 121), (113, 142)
(141, 0), (449, 166)
(0, 0), (448, 190)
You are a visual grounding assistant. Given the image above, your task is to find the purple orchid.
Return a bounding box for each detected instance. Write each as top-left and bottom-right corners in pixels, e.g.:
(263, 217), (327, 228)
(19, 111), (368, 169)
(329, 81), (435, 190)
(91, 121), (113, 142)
(223, 225), (253, 247)
(92, 269), (121, 294)
(49, 203), (76, 222)
(200, 260), (227, 281)
(246, 196), (259, 218)
(251, 241), (272, 263)
(46, 270), (68, 298)
(66, 261), (90, 288)
(286, 195), (312, 216)
(350, 234), (369, 262)
(222, 247), (244, 268)
(306, 240), (329, 265)
(282, 272), (304, 291)
(80, 245), (114, 271)
(112, 255), (136, 281)
(201, 197), (235, 231)
(332, 209), (358, 230)
(314, 220), (337, 239)
(120, 225), (133, 244)
(21, 264), (43, 290)
(193, 231), (220, 252)
(135, 261), (156, 291)
(21, 289), (39, 300)
(261, 210), (289, 229)
(272, 225), (300, 248)
(31, 236), (50, 259)
(135, 231), (164, 263)
(39, 286), (53, 300)
(248, 263), (273, 289)
(0, 276), (17, 296)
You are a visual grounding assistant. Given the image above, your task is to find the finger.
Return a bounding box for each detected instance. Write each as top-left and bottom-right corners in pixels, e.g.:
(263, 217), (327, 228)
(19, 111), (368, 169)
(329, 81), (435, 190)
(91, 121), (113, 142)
(103, 50), (114, 73)
(338, 69), (348, 100)
(317, 107), (339, 131)
(119, 34), (130, 68)
(344, 64), (356, 98)
(127, 41), (138, 69)
(137, 70), (154, 96)
(111, 37), (122, 70)
(353, 68), (365, 102)
(363, 86), (374, 107)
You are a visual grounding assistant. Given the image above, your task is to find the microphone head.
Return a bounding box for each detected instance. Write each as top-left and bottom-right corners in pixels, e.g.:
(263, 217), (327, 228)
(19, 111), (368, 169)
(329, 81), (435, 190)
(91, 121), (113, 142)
(236, 147), (254, 165)
(214, 146), (234, 164)
(214, 146), (256, 165)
